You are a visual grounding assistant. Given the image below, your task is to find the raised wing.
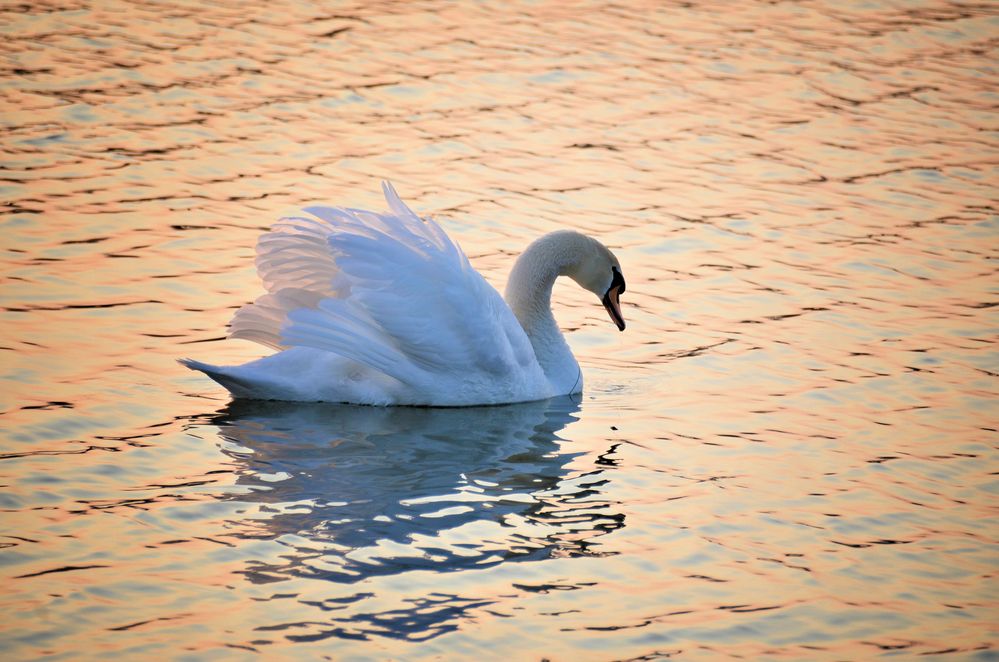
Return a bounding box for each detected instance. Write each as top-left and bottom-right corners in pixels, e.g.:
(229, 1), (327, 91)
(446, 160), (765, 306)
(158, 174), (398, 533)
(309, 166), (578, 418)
(228, 213), (348, 349)
(231, 182), (535, 387)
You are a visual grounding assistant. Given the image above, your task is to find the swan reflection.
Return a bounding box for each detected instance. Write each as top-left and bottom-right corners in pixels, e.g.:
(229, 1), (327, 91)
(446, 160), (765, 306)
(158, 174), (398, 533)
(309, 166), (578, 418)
(209, 397), (624, 585)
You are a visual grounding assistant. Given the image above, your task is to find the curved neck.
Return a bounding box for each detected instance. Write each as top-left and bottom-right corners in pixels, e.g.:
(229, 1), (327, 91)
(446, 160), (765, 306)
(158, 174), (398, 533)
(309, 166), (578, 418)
(504, 234), (580, 389)
(505, 247), (559, 334)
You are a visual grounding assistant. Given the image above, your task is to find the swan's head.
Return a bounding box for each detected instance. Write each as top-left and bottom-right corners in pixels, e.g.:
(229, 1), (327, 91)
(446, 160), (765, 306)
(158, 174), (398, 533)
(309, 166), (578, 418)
(560, 232), (627, 332)
(506, 229), (627, 332)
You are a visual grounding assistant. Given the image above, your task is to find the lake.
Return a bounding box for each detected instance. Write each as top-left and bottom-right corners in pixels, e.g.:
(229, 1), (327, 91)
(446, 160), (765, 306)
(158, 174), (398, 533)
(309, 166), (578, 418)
(1, 1), (996, 659)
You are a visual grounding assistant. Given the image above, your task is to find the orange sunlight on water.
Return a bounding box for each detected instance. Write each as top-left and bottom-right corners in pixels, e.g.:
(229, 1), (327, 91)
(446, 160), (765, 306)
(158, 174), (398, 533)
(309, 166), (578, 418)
(1, 1), (996, 659)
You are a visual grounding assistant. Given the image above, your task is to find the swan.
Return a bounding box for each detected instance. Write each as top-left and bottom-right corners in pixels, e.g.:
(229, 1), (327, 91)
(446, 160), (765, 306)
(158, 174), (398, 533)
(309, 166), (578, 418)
(180, 182), (626, 406)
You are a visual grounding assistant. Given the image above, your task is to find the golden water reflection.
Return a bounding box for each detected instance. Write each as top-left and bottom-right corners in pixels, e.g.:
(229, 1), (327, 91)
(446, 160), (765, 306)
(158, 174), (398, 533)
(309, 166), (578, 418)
(1, 0), (996, 659)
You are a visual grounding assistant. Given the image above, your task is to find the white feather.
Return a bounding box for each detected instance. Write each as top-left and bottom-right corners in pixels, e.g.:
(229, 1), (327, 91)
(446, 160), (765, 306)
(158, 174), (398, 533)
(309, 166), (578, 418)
(182, 182), (625, 406)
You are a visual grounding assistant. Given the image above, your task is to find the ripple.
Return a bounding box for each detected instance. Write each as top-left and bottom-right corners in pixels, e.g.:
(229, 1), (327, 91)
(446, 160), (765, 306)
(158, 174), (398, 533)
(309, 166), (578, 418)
(0, 0), (996, 659)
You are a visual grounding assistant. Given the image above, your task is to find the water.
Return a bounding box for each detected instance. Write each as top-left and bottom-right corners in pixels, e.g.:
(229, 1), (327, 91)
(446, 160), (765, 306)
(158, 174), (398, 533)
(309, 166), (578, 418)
(2, 1), (996, 659)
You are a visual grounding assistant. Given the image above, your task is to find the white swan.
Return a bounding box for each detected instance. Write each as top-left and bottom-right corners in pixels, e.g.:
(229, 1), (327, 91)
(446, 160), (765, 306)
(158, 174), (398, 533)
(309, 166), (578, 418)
(180, 182), (626, 406)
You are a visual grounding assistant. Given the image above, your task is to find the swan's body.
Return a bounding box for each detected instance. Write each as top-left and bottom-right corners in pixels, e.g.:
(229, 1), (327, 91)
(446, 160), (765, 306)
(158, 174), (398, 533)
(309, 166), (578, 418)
(181, 182), (625, 406)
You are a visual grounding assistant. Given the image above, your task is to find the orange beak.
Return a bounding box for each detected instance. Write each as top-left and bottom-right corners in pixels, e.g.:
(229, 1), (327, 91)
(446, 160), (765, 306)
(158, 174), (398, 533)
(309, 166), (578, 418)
(602, 284), (625, 331)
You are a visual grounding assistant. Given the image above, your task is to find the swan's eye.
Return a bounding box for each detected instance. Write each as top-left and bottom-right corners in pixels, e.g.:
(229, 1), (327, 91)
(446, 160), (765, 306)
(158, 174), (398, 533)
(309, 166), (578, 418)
(611, 266), (625, 295)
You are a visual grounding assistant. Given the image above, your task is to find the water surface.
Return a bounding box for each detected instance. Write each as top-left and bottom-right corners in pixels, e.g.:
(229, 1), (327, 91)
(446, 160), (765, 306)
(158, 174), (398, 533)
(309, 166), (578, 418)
(1, 1), (997, 659)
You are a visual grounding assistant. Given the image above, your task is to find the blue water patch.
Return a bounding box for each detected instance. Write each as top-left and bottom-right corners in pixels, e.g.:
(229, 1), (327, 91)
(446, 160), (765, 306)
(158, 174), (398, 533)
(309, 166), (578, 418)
(710, 62), (738, 73)
(706, 224), (752, 240)
(418, 140), (473, 156)
(160, 86), (196, 101)
(804, 390), (838, 403)
(529, 69), (574, 84)
(80, 37), (114, 49)
(843, 261), (898, 276)
(950, 167), (984, 180)
(640, 237), (709, 254)
(914, 168), (945, 181)
(0, 368), (38, 386)
(384, 84), (422, 97)
(21, 133), (67, 146)
(62, 104), (99, 123)
(320, 91), (366, 107)
(0, 184), (24, 198)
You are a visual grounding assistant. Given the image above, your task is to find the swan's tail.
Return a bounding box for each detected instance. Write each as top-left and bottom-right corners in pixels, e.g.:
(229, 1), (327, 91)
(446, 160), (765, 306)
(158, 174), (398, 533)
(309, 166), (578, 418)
(178, 358), (256, 398)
